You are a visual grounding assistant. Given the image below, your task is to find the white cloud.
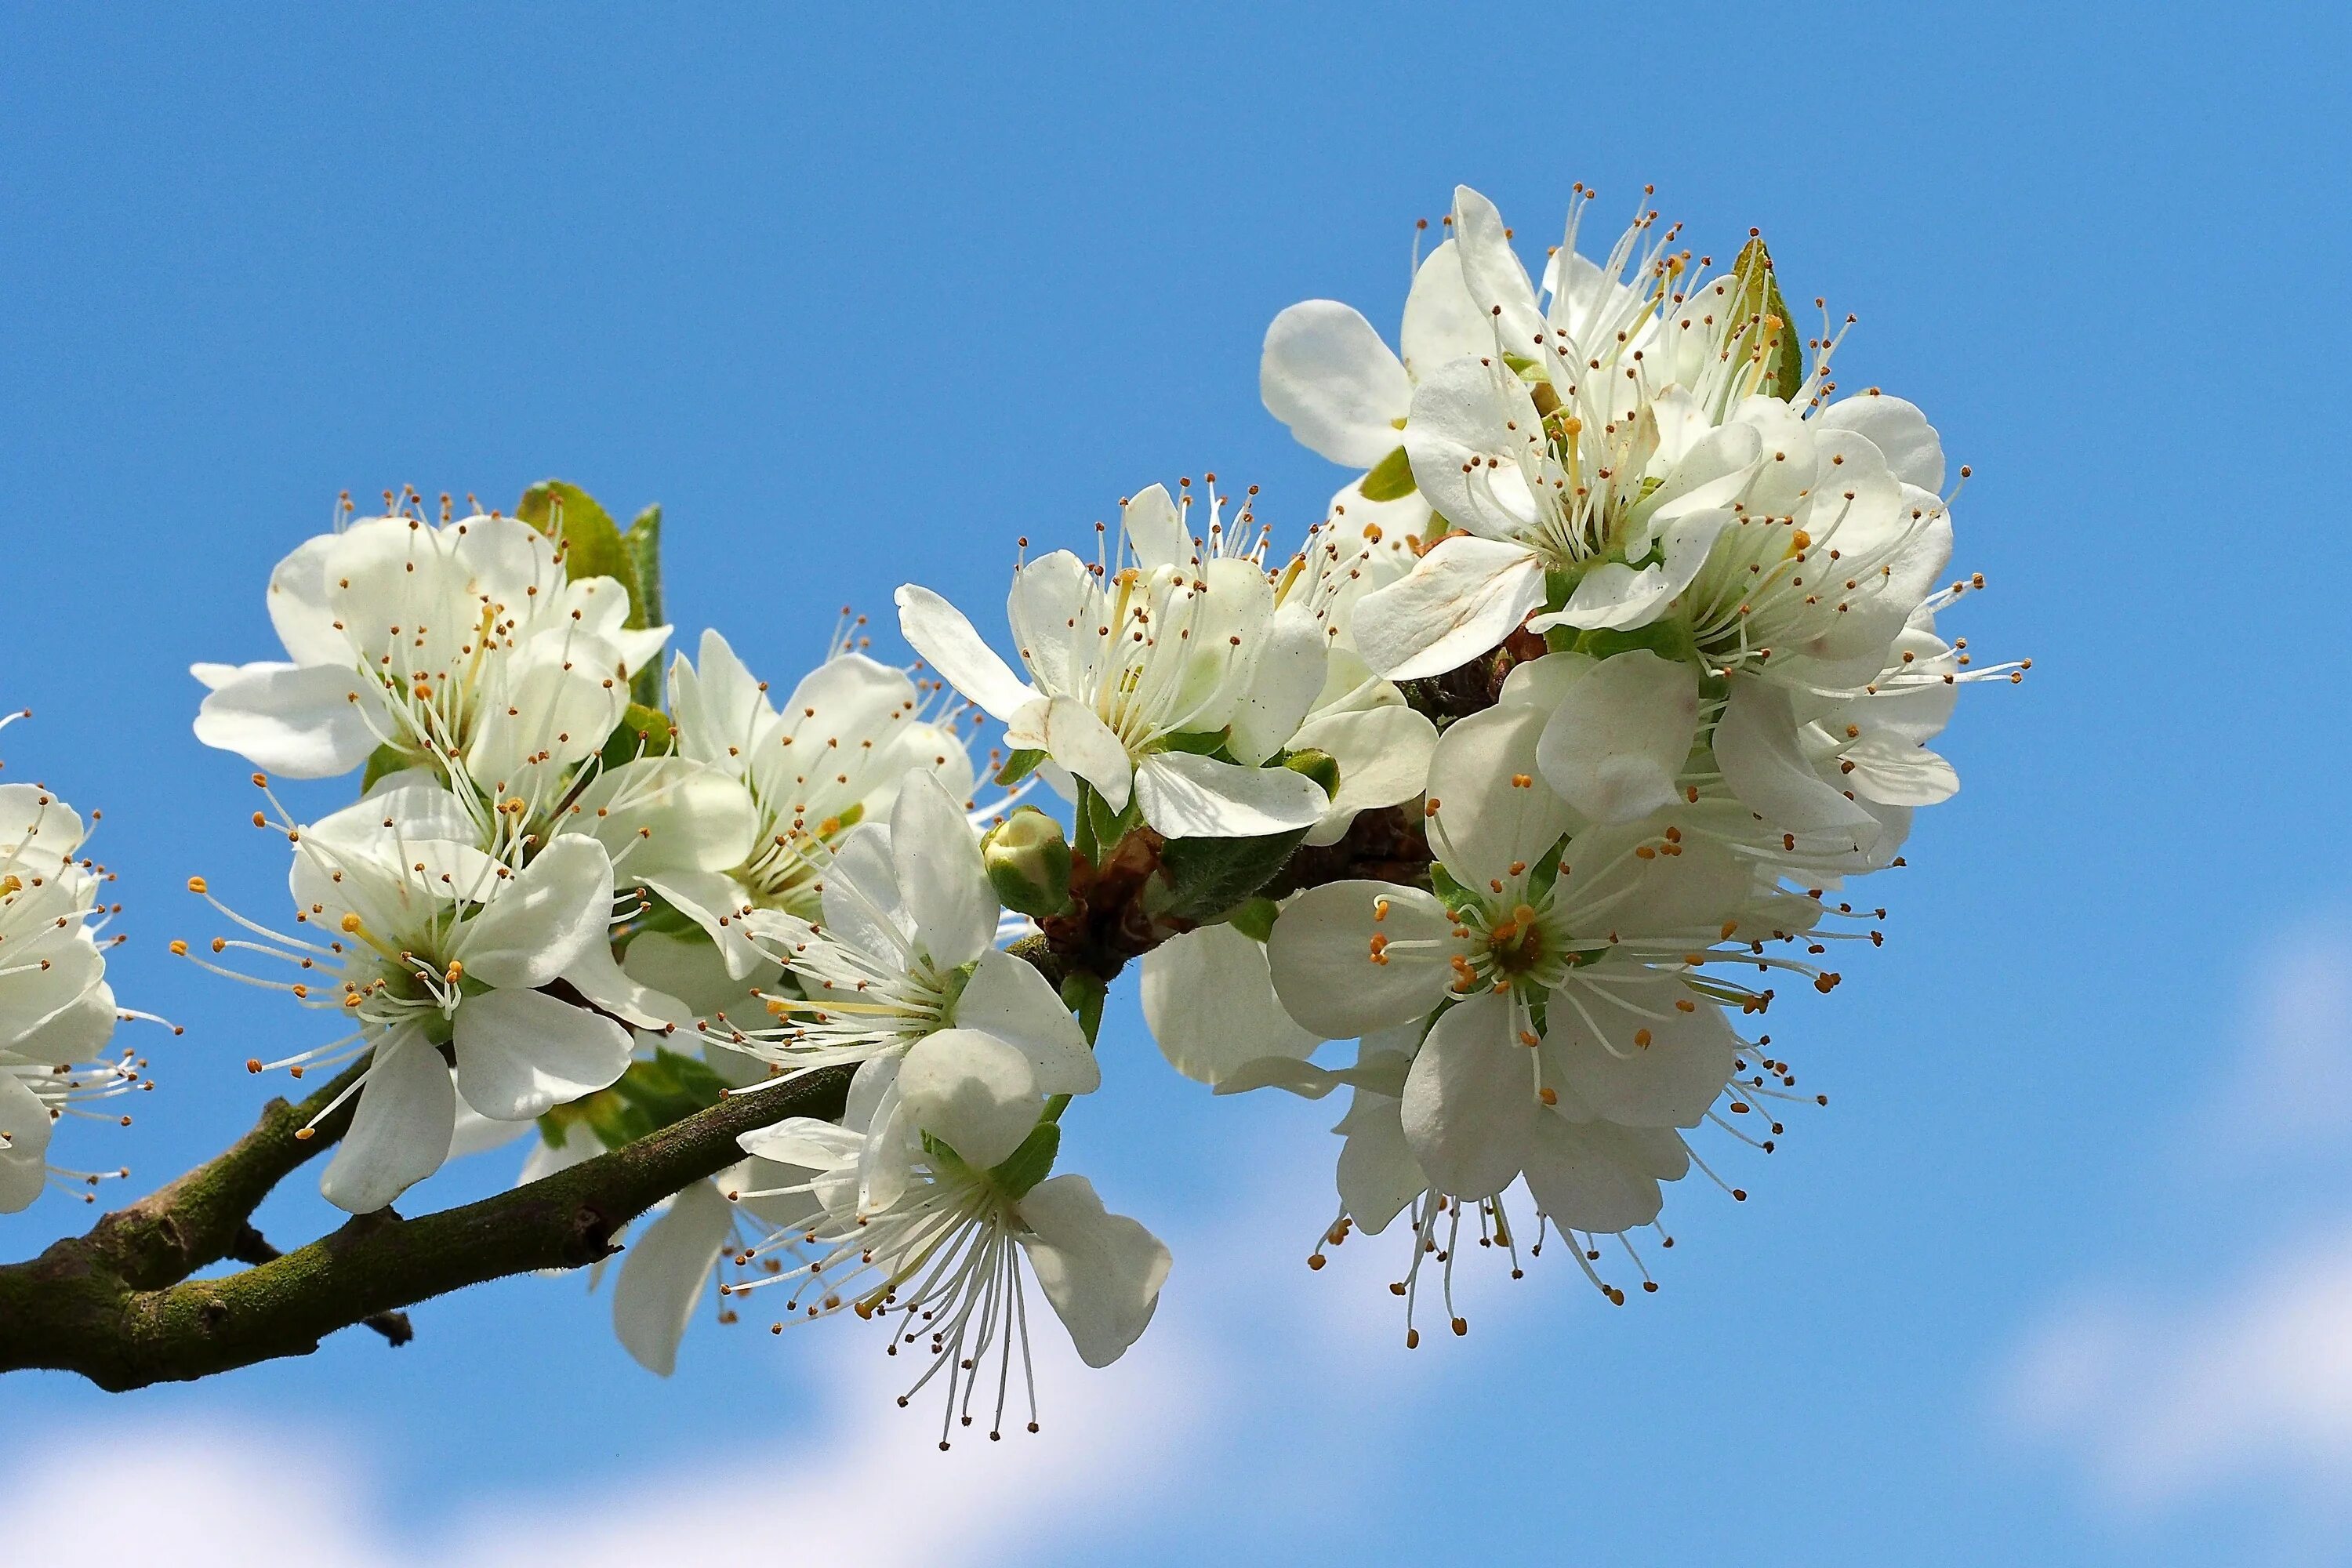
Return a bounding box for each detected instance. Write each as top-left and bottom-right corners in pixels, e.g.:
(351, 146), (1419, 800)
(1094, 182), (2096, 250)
(1999, 913), (2352, 1519)
(1999, 1229), (2352, 1508)
(2214, 919), (2352, 1155)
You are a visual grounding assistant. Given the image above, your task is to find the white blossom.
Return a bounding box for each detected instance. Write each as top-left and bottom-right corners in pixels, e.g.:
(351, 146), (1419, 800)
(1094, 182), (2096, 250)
(192, 505), (666, 783)
(896, 482), (1336, 840)
(732, 1034), (1167, 1445)
(0, 777), (142, 1212)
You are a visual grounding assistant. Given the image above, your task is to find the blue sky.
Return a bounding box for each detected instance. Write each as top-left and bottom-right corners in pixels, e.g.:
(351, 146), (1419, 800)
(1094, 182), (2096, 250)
(5, 2), (2351, 1563)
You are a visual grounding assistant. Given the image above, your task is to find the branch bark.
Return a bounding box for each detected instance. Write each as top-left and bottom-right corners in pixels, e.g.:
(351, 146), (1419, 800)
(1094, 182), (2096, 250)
(0, 1066), (849, 1390)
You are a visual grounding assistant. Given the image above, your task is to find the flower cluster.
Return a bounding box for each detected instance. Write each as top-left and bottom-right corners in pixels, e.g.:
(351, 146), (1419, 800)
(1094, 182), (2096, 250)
(149, 178), (2014, 1430)
(0, 717), (151, 1213)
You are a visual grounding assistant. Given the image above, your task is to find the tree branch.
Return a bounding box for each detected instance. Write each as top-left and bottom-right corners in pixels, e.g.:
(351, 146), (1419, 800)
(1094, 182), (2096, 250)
(0, 1066), (850, 1390)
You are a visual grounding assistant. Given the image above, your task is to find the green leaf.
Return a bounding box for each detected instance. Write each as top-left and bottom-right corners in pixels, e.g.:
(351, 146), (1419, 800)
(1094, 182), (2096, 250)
(622, 505), (664, 627)
(541, 1047), (729, 1153)
(600, 702), (676, 772)
(622, 506), (665, 706)
(1155, 828), (1309, 925)
(1359, 445), (1417, 503)
(1728, 238), (1806, 401)
(987, 1120), (1061, 1200)
(517, 481), (658, 635)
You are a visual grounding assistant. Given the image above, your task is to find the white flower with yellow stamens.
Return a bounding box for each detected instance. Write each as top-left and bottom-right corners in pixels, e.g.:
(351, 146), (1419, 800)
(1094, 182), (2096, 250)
(183, 777), (679, 1213)
(0, 776), (147, 1212)
(191, 499), (666, 786)
(1256, 703), (1806, 1221)
(709, 772), (1096, 1191)
(731, 1039), (1167, 1446)
(621, 630), (974, 978)
(896, 481), (1336, 840)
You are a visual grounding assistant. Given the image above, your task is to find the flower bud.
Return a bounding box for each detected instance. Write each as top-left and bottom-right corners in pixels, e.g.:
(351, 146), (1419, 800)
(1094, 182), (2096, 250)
(982, 807), (1075, 917)
(1280, 746), (1341, 800)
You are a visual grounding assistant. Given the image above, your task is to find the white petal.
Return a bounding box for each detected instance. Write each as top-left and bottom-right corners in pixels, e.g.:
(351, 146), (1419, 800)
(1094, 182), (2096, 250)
(1008, 695), (1132, 815)
(1817, 392), (1945, 491)
(1714, 676), (1882, 844)
(1400, 356), (1543, 541)
(1399, 990), (1540, 1201)
(320, 1032), (458, 1213)
(0, 1071), (56, 1213)
(895, 584), (1037, 723)
(738, 1113), (866, 1172)
(1351, 535), (1544, 681)
(1397, 238), (1490, 378)
(1266, 880), (1454, 1040)
(463, 641), (627, 788)
(1449, 185), (1543, 349)
(1142, 924), (1317, 1086)
(1260, 301), (1411, 468)
(1004, 551), (1097, 698)
(263, 532), (353, 665)
(1226, 606), (1327, 766)
(192, 662), (390, 779)
(1120, 484), (1192, 571)
(1334, 1054), (1425, 1235)
(1520, 1112), (1664, 1234)
(1532, 650), (1699, 824)
(894, 1028), (1043, 1168)
(452, 989), (633, 1122)
(612, 1178), (733, 1377)
(955, 947), (1097, 1094)
(1292, 704), (1438, 832)
(670, 629), (776, 766)
(1842, 737), (1960, 807)
(1542, 971), (1736, 1127)
(459, 835), (615, 989)
(565, 757), (757, 878)
(1133, 753), (1327, 839)
(1425, 703), (1573, 888)
(888, 771), (995, 970)
(1535, 512), (1732, 635)
(562, 931), (691, 1033)
(1017, 1174), (1171, 1368)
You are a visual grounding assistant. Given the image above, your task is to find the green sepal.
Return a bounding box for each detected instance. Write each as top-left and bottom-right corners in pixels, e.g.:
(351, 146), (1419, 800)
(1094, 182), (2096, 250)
(1085, 786), (1137, 853)
(1155, 828), (1310, 926)
(360, 742), (424, 794)
(1569, 619), (1701, 668)
(987, 1120), (1061, 1200)
(995, 747), (1046, 787)
(1359, 445), (1417, 503)
(1728, 238), (1806, 401)
(1278, 746), (1341, 798)
(1152, 730), (1230, 757)
(1225, 895), (1279, 942)
(1523, 833), (1569, 905)
(600, 702), (676, 772)
(1428, 860), (1475, 915)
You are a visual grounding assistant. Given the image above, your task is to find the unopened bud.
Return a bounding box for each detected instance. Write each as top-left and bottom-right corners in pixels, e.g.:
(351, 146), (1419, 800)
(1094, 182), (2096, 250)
(1280, 746), (1341, 799)
(982, 807), (1074, 918)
